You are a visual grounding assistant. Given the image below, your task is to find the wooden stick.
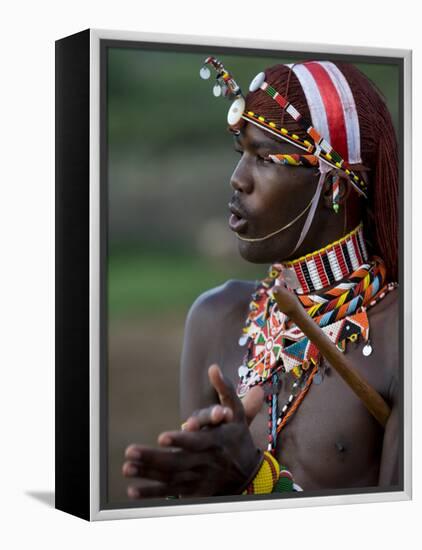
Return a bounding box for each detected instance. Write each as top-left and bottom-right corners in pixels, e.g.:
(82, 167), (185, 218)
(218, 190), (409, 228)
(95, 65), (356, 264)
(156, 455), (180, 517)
(273, 286), (391, 427)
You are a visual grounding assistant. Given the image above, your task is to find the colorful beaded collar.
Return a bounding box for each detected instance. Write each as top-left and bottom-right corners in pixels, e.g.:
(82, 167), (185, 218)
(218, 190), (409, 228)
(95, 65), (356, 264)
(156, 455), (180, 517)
(278, 223), (368, 294)
(236, 224), (394, 393)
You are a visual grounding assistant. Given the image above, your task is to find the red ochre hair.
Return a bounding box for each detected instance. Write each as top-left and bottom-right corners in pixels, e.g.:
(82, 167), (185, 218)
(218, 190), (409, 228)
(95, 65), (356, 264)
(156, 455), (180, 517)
(244, 62), (399, 282)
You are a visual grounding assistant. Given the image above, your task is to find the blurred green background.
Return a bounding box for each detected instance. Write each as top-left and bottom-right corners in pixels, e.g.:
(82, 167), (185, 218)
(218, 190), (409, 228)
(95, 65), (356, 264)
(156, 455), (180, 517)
(107, 46), (399, 504)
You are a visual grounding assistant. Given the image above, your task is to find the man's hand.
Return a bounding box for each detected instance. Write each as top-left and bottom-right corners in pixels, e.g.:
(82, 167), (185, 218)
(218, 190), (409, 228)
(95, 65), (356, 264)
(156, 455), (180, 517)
(122, 364), (264, 498)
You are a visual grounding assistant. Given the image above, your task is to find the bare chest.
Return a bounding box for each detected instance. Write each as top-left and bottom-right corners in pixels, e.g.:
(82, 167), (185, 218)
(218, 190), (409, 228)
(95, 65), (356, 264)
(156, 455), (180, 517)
(217, 294), (397, 490)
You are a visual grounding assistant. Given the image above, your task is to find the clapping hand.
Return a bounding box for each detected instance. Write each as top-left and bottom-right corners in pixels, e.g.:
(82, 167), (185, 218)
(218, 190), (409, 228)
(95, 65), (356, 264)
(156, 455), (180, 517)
(123, 364), (264, 498)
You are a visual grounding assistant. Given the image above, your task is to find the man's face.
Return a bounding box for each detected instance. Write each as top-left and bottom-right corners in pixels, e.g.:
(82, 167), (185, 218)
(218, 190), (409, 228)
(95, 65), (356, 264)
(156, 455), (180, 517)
(229, 123), (320, 263)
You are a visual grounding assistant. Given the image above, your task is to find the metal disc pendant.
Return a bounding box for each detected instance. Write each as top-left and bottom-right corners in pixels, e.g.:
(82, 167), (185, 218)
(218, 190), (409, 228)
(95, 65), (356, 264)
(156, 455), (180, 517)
(238, 334), (248, 346)
(362, 343), (373, 357)
(227, 96), (245, 126)
(213, 84), (222, 97)
(249, 71), (265, 92)
(200, 66), (211, 80)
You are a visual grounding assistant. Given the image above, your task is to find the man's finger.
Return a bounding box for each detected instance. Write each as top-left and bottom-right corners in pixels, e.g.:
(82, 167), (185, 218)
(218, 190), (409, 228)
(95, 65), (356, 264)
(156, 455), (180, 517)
(182, 404), (233, 431)
(124, 461), (203, 485)
(127, 480), (194, 499)
(208, 364), (245, 422)
(124, 446), (206, 472)
(128, 482), (167, 499)
(158, 429), (220, 452)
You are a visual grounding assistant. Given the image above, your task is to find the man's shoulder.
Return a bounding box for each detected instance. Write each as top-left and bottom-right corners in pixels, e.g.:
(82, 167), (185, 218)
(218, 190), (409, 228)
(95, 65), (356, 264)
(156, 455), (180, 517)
(187, 279), (256, 325)
(367, 285), (399, 325)
(366, 286), (400, 394)
(180, 279), (257, 410)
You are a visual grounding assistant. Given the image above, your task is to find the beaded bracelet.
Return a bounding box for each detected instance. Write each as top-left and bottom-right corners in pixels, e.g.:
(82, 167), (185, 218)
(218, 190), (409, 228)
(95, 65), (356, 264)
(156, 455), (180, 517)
(236, 448), (265, 494)
(241, 451), (297, 494)
(242, 451), (280, 494)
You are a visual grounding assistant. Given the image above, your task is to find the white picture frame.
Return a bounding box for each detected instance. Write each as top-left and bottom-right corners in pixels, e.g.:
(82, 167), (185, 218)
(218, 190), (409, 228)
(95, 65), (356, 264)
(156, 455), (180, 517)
(55, 28), (412, 521)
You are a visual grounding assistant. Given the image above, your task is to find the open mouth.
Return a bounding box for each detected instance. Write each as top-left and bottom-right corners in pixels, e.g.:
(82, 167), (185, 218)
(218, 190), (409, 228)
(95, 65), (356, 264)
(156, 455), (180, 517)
(228, 203), (248, 233)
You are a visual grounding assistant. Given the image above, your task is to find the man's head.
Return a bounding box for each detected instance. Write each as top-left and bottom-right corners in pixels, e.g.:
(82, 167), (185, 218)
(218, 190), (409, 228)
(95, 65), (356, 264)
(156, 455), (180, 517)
(202, 58), (398, 280)
(228, 121), (363, 263)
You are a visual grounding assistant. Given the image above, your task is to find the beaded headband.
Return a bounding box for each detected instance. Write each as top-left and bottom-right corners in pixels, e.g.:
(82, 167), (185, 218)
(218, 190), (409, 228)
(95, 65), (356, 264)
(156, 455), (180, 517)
(199, 57), (368, 199)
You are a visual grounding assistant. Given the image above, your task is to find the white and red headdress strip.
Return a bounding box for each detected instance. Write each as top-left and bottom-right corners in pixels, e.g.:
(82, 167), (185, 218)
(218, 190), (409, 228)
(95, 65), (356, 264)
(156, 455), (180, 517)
(241, 60), (368, 197)
(289, 61), (361, 165)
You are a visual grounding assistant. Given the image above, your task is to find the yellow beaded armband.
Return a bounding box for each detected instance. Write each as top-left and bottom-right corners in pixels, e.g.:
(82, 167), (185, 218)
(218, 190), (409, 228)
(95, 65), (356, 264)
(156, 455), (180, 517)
(242, 451), (280, 495)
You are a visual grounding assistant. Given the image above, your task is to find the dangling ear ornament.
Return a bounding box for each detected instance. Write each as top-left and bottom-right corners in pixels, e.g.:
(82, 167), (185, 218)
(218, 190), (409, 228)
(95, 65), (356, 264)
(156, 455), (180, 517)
(332, 174), (341, 213)
(199, 56), (245, 126)
(199, 65), (211, 80)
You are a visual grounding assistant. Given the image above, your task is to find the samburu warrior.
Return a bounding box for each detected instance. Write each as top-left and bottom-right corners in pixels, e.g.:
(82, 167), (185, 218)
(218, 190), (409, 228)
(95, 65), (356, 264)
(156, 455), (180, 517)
(123, 57), (399, 497)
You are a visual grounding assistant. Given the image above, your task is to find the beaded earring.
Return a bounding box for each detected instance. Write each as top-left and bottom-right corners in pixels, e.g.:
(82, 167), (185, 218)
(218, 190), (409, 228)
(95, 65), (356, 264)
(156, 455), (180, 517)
(332, 174), (341, 213)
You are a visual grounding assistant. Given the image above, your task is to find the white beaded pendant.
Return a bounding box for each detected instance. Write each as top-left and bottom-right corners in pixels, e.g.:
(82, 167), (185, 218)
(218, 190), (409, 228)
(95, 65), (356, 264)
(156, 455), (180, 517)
(249, 71), (265, 92)
(227, 96), (245, 126)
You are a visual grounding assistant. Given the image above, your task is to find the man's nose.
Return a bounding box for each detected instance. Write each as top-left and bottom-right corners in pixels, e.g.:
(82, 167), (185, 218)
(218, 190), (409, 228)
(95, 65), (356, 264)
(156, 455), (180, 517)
(230, 156), (254, 194)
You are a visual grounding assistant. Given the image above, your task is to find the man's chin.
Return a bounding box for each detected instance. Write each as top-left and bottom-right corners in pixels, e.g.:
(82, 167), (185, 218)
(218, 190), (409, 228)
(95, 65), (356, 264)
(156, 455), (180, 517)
(237, 239), (288, 264)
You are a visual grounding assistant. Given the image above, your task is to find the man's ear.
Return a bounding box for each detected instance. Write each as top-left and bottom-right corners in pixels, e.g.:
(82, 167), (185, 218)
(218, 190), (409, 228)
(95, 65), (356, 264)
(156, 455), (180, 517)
(359, 169), (370, 189)
(322, 169), (350, 210)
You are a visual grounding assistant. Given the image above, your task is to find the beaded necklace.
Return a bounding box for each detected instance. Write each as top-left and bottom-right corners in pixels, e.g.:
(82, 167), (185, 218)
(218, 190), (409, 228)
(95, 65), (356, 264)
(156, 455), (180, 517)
(236, 225), (397, 454)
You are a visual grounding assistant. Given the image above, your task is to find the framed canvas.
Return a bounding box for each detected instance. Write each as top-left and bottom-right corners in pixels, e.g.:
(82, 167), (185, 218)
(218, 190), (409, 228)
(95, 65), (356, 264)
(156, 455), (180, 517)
(55, 28), (412, 521)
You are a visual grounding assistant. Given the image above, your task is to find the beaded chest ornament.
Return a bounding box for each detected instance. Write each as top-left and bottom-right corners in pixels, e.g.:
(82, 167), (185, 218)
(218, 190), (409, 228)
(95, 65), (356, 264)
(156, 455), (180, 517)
(237, 226), (397, 453)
